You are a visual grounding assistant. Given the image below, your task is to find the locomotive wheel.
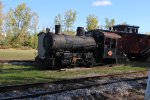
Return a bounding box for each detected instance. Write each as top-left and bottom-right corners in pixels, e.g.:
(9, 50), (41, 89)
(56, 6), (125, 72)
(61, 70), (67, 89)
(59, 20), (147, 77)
(86, 57), (94, 67)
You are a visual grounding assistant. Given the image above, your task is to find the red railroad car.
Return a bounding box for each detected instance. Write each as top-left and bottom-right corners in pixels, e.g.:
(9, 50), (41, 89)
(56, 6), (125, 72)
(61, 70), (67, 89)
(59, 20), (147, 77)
(109, 25), (150, 60)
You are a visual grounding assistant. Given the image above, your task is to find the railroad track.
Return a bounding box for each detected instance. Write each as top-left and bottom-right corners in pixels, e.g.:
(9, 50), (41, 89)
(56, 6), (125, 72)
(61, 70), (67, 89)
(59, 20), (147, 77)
(0, 70), (149, 100)
(0, 60), (34, 66)
(0, 60), (34, 63)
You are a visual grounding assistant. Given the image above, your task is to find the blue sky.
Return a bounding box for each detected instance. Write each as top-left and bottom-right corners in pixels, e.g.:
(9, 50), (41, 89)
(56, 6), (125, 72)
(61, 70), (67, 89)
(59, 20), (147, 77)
(1, 0), (150, 33)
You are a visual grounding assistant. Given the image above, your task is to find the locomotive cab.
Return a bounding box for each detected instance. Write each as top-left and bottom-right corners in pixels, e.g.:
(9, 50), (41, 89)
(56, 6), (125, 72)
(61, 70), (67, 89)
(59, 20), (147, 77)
(99, 32), (121, 63)
(103, 36), (118, 63)
(86, 30), (121, 64)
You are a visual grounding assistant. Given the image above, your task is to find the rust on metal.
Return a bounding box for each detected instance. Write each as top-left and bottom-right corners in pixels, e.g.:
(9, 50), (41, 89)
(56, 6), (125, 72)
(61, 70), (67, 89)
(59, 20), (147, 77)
(102, 32), (121, 39)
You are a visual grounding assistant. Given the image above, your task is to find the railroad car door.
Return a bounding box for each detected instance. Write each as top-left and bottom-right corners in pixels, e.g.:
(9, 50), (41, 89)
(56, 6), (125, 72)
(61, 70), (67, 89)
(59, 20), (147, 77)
(103, 37), (118, 63)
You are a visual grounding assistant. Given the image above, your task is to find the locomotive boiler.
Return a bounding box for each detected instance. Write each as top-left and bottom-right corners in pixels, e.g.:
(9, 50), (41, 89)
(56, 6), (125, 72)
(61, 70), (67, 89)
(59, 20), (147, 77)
(36, 25), (121, 68)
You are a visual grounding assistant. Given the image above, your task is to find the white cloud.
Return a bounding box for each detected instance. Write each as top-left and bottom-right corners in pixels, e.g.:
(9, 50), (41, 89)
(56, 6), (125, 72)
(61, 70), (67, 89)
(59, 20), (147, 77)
(92, 0), (112, 6)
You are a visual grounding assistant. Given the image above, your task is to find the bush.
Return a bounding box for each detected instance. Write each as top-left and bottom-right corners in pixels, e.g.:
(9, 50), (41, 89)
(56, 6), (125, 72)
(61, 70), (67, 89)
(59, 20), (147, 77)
(0, 39), (10, 49)
(0, 32), (38, 49)
(0, 64), (3, 72)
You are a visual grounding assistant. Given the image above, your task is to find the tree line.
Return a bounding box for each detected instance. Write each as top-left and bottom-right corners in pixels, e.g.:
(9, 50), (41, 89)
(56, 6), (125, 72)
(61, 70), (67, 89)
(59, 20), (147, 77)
(54, 10), (116, 34)
(0, 2), (38, 49)
(0, 2), (127, 49)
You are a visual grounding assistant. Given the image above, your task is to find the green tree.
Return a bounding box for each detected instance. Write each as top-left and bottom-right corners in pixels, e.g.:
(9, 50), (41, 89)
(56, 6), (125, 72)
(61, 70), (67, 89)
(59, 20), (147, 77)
(30, 12), (39, 33)
(0, 1), (3, 36)
(54, 14), (62, 25)
(0, 1), (7, 48)
(146, 32), (150, 35)
(105, 18), (115, 30)
(2, 9), (15, 48)
(86, 14), (99, 31)
(121, 22), (127, 25)
(64, 9), (77, 32)
(6, 3), (39, 48)
(30, 12), (39, 49)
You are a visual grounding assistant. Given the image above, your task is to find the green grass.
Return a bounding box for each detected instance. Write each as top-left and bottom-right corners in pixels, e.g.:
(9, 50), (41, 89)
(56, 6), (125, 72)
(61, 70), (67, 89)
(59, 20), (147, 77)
(0, 49), (37, 60)
(0, 49), (149, 86)
(0, 62), (149, 86)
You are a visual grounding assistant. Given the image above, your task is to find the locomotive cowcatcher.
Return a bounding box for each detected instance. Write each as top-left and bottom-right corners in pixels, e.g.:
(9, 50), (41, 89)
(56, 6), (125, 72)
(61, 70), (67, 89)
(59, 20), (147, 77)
(35, 25), (121, 68)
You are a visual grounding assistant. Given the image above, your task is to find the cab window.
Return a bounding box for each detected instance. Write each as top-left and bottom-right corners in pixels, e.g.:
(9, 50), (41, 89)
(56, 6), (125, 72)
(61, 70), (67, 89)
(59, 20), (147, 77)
(110, 39), (116, 48)
(105, 38), (116, 48)
(105, 38), (111, 48)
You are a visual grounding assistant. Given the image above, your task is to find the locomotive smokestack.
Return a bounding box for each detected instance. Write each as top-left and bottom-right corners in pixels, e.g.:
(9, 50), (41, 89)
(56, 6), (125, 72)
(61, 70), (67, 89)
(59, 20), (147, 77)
(55, 25), (61, 35)
(76, 27), (85, 36)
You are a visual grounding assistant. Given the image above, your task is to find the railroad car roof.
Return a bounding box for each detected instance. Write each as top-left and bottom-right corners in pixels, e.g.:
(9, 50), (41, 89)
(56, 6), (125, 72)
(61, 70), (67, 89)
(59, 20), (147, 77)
(101, 32), (121, 39)
(113, 25), (139, 28)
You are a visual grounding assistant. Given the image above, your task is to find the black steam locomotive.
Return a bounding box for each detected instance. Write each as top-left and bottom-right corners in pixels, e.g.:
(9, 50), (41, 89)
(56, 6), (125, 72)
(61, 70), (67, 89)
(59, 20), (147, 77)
(35, 25), (121, 68)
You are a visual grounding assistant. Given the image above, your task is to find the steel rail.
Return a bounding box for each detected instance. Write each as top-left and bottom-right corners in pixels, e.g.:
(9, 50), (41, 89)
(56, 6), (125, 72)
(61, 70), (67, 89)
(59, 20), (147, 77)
(2, 76), (148, 100)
